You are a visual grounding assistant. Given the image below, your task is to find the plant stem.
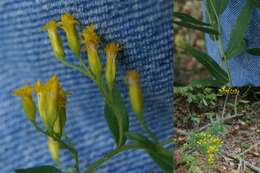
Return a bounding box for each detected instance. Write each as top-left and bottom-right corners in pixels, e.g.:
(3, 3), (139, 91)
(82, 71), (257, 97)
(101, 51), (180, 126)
(208, 0), (232, 86)
(83, 138), (172, 173)
(32, 122), (80, 173)
(59, 59), (92, 79)
(138, 114), (158, 142)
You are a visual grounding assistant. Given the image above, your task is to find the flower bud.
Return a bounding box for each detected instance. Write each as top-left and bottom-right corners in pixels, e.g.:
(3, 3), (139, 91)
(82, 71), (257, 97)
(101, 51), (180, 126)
(82, 25), (102, 80)
(105, 43), (121, 90)
(34, 80), (48, 126)
(59, 13), (81, 57)
(48, 137), (60, 162)
(13, 85), (36, 121)
(43, 20), (65, 59)
(127, 70), (143, 116)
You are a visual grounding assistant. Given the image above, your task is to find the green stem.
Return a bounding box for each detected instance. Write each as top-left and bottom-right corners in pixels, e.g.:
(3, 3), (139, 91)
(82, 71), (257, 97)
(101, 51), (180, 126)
(208, 0), (232, 86)
(138, 114), (158, 143)
(32, 122), (80, 173)
(59, 59), (92, 79)
(83, 139), (172, 173)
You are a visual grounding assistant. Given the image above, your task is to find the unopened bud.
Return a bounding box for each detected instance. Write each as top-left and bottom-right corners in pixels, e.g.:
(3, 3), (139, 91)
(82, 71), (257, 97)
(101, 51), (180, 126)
(48, 137), (60, 162)
(127, 70), (143, 116)
(59, 13), (81, 57)
(82, 25), (102, 80)
(43, 20), (65, 59)
(13, 85), (36, 121)
(105, 43), (121, 90)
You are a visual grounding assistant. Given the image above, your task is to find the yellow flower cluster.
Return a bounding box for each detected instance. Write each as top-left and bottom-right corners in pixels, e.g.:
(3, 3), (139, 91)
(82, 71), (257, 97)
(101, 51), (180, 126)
(13, 75), (68, 162)
(43, 13), (123, 87)
(218, 86), (240, 95)
(195, 132), (223, 165)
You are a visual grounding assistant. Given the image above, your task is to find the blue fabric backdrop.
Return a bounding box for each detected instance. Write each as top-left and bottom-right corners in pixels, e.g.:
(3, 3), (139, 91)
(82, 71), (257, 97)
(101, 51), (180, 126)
(204, 0), (260, 86)
(0, 0), (173, 173)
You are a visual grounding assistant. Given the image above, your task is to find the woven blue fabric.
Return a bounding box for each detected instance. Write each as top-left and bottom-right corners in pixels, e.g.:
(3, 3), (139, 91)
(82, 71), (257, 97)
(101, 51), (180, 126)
(204, 0), (260, 86)
(0, 0), (173, 173)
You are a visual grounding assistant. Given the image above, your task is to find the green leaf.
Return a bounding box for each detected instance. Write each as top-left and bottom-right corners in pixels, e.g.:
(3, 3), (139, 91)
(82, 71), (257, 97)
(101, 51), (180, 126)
(173, 20), (219, 35)
(126, 132), (155, 150)
(247, 48), (260, 56)
(174, 12), (210, 26)
(205, 0), (220, 40)
(127, 132), (173, 173)
(185, 46), (229, 83)
(189, 79), (227, 87)
(105, 87), (129, 146)
(149, 151), (173, 173)
(226, 0), (254, 59)
(249, 0), (260, 8)
(15, 166), (62, 173)
(104, 103), (120, 145)
(217, 0), (229, 15)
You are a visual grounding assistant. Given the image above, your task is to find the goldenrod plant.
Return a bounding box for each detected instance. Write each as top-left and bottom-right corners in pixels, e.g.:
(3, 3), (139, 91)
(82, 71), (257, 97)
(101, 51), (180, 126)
(13, 13), (173, 173)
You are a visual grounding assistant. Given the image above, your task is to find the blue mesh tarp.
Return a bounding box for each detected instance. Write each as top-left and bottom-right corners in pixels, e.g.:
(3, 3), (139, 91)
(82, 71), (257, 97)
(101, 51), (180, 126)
(204, 0), (260, 86)
(0, 0), (173, 172)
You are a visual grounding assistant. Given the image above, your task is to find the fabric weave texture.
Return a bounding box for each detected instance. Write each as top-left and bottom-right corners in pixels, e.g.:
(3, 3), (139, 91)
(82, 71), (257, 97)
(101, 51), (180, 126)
(204, 0), (260, 86)
(0, 0), (173, 173)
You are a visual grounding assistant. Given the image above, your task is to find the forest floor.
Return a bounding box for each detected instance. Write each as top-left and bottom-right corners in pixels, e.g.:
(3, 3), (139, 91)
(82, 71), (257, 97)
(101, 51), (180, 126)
(173, 87), (260, 173)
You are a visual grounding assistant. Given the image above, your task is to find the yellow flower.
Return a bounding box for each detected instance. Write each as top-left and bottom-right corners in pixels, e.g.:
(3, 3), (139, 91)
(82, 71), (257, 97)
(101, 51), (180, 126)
(104, 43), (121, 90)
(59, 13), (81, 57)
(213, 138), (223, 145)
(127, 70), (143, 116)
(13, 85), (36, 121)
(82, 25), (102, 79)
(207, 154), (215, 165)
(207, 146), (217, 154)
(34, 76), (68, 136)
(43, 20), (65, 59)
(48, 137), (60, 162)
(175, 34), (186, 49)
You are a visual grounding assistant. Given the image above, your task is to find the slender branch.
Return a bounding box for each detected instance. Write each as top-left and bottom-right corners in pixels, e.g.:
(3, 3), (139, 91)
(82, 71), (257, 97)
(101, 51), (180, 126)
(83, 138), (172, 173)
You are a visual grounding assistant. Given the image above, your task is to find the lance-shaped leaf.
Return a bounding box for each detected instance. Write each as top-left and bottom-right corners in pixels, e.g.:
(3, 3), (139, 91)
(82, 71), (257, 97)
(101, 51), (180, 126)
(247, 48), (260, 56)
(174, 12), (210, 26)
(185, 46), (229, 83)
(250, 0), (260, 8)
(189, 79), (227, 87)
(226, 0), (254, 59)
(104, 87), (129, 147)
(127, 132), (173, 173)
(15, 166), (62, 173)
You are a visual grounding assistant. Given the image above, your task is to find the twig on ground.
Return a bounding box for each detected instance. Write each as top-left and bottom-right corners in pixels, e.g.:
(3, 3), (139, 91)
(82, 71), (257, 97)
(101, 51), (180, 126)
(239, 140), (260, 157)
(222, 150), (260, 173)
